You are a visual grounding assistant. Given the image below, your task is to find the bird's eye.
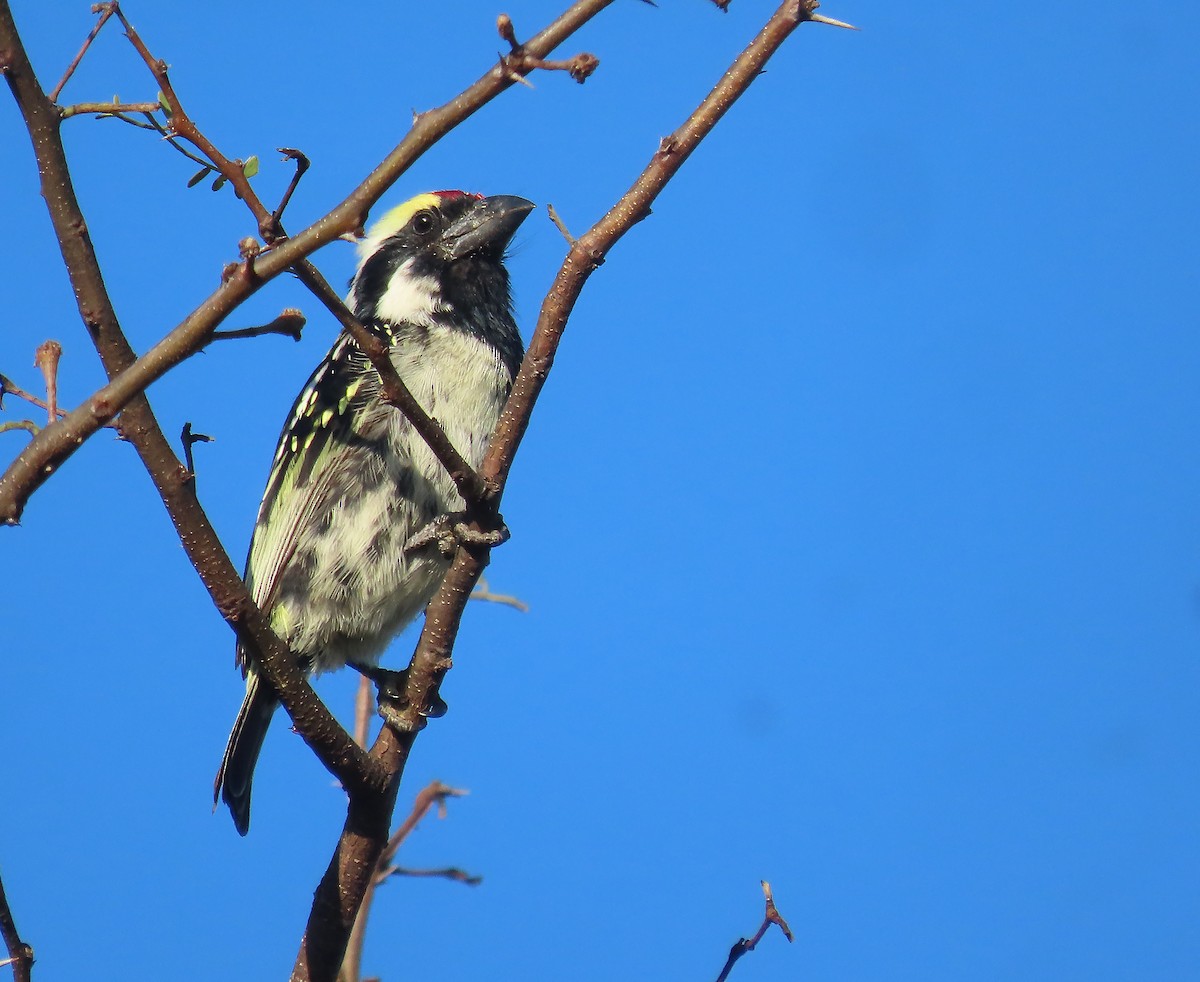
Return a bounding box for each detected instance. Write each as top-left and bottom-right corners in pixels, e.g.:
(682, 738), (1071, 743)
(410, 210), (438, 236)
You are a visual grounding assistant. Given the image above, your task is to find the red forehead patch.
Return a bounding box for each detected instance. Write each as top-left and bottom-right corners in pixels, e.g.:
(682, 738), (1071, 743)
(433, 190), (484, 201)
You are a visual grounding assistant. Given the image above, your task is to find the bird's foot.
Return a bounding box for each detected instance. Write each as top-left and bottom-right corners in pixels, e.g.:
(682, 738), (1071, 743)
(348, 661), (448, 733)
(405, 511), (510, 558)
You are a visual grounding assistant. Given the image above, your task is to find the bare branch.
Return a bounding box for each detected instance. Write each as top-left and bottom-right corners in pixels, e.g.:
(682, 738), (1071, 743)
(1, 0), (615, 521)
(470, 576), (530, 612)
(382, 866), (482, 887)
(271, 147), (310, 227)
(485, 0), (834, 490)
(1, 374), (61, 423)
(0, 0), (381, 811)
(209, 310), (305, 344)
(47, 1), (116, 102)
(714, 881), (794, 982)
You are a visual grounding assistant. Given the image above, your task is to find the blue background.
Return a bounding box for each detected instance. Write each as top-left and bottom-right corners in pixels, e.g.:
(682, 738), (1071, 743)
(2, 2), (1198, 979)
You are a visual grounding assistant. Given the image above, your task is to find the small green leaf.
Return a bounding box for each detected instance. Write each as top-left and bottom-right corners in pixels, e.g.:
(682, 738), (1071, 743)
(157, 90), (171, 116)
(112, 94), (120, 104)
(187, 167), (212, 188)
(242, 155), (260, 179)
(211, 174), (227, 192)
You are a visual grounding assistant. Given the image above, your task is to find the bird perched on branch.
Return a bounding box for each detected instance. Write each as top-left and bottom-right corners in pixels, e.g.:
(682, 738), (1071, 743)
(214, 191), (534, 835)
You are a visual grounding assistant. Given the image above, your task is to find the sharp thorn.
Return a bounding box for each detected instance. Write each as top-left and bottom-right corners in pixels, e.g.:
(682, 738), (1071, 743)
(809, 12), (860, 30)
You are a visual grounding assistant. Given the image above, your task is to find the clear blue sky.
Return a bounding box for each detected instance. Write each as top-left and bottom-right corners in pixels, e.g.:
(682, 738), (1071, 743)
(3, 2), (1198, 979)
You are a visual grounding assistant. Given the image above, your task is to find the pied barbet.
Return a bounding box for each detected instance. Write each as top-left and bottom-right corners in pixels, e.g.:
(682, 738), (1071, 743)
(214, 191), (534, 835)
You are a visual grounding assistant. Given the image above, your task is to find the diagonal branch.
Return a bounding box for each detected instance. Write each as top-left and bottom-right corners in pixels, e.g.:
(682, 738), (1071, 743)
(46, 0), (116, 103)
(0, 0), (616, 526)
(0, 0), (379, 800)
(485, 0), (837, 489)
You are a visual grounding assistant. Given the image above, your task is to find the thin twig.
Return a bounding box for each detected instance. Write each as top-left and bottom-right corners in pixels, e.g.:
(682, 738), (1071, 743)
(139, 111), (216, 169)
(546, 203), (576, 245)
(382, 866), (482, 886)
(271, 147), (310, 231)
(470, 576), (530, 612)
(209, 310), (305, 344)
(47, 1), (116, 102)
(180, 422), (212, 475)
(0, 374), (61, 421)
(0, 421), (39, 438)
(0, 372), (121, 432)
(0, 869), (33, 982)
(59, 100), (160, 118)
(714, 881), (794, 982)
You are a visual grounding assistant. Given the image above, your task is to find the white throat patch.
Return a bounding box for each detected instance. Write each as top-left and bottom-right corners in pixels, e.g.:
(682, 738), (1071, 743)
(374, 257), (442, 327)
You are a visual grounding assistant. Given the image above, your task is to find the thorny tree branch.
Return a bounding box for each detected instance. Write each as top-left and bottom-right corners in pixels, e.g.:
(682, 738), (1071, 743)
(0, 0), (850, 979)
(0, 0), (607, 525)
(714, 881), (794, 982)
(0, 0), (380, 813)
(0, 1), (621, 978)
(0, 869), (33, 982)
(301, 1), (847, 979)
(339, 782), (472, 982)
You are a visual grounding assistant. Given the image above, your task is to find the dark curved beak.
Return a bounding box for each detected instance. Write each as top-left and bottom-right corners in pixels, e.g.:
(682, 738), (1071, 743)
(440, 194), (536, 261)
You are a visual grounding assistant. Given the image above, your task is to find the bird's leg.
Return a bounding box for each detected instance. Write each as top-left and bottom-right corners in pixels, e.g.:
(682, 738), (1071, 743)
(347, 660), (448, 732)
(404, 511), (510, 557)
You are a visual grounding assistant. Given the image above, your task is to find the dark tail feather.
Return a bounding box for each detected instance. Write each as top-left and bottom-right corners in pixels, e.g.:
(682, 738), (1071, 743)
(214, 670), (278, 836)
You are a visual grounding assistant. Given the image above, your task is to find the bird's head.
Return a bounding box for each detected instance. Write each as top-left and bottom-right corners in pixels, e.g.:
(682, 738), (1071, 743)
(349, 191), (534, 345)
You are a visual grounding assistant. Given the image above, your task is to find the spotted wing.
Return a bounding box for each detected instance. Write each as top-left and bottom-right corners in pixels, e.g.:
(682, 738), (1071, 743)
(243, 333), (380, 638)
